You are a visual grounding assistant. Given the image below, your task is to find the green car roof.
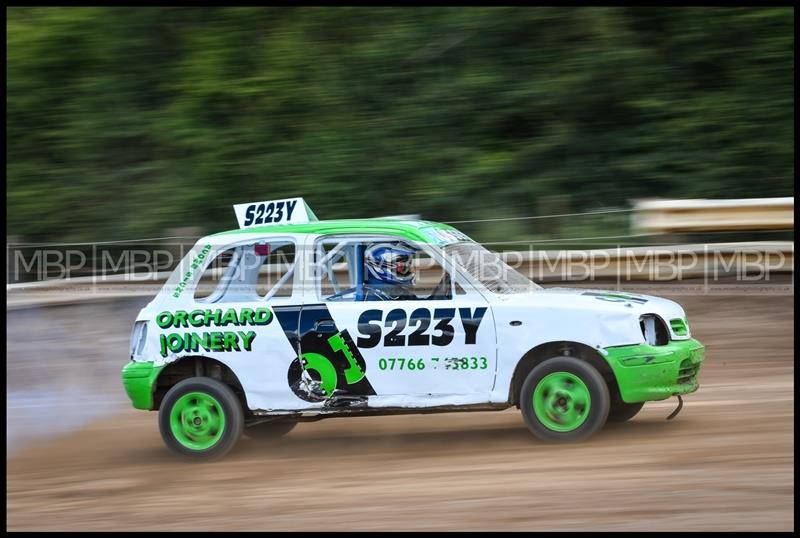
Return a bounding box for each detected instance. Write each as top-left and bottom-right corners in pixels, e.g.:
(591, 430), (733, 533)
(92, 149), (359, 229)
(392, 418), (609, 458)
(211, 218), (460, 244)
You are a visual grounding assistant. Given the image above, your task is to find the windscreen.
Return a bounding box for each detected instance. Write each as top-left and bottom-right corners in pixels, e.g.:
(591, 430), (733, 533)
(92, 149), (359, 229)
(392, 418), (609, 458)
(443, 241), (540, 295)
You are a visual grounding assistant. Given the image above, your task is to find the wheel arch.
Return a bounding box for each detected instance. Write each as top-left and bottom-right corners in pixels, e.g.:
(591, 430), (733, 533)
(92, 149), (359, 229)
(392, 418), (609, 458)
(153, 356), (249, 413)
(507, 341), (620, 408)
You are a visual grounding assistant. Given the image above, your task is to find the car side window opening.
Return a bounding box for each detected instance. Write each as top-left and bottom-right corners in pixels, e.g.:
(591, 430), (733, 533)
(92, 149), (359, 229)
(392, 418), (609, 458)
(194, 240), (296, 303)
(316, 237), (455, 302)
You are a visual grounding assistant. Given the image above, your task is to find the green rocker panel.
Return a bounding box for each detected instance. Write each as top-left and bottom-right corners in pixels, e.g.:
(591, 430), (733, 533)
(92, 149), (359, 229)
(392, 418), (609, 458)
(122, 361), (165, 410)
(603, 338), (705, 403)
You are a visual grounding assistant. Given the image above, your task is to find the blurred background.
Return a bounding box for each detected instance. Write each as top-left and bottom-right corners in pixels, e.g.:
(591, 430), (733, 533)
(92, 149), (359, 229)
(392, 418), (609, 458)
(6, 7), (794, 532)
(6, 7), (794, 245)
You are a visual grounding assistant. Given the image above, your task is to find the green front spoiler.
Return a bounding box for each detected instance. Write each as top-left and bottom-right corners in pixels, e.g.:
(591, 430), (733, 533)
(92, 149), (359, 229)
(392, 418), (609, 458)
(122, 361), (164, 410)
(603, 338), (705, 403)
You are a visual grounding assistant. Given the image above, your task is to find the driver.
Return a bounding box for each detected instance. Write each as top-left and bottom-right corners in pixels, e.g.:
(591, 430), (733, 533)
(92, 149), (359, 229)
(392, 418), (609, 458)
(363, 242), (419, 301)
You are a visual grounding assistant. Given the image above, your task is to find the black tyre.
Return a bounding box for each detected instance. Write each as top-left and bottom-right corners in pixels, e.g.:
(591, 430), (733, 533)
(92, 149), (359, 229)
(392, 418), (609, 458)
(607, 401), (645, 423)
(244, 420), (297, 440)
(520, 356), (610, 443)
(158, 377), (244, 461)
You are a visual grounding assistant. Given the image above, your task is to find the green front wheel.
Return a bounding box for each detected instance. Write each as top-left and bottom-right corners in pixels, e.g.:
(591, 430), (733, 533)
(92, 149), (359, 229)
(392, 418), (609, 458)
(159, 377), (244, 460)
(520, 357), (610, 443)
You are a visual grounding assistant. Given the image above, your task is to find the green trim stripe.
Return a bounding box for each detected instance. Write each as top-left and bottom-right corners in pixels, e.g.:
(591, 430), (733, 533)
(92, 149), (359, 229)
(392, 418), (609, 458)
(211, 219), (460, 244)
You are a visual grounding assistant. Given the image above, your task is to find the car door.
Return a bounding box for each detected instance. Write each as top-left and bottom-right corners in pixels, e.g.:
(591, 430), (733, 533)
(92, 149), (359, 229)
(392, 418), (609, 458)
(297, 234), (497, 408)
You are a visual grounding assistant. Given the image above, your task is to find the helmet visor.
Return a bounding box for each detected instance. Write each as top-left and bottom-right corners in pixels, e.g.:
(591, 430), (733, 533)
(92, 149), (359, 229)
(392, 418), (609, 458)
(394, 256), (412, 277)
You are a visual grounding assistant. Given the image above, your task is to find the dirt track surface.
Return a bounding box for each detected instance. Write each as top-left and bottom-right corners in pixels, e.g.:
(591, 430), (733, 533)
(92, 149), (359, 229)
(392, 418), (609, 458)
(6, 286), (794, 531)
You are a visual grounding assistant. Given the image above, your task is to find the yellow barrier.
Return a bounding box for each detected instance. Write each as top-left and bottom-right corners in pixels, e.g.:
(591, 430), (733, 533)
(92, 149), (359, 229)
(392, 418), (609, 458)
(632, 197), (794, 233)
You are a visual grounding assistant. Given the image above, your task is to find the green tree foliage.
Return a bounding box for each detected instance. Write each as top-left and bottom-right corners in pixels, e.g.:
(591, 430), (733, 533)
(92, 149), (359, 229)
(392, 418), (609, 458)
(7, 7), (794, 242)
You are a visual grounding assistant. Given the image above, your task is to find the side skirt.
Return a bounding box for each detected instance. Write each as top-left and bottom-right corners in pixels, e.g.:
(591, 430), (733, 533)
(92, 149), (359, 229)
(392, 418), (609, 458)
(250, 402), (512, 423)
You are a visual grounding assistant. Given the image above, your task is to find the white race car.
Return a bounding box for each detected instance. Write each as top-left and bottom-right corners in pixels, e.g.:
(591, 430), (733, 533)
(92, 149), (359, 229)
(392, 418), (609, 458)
(123, 198), (705, 459)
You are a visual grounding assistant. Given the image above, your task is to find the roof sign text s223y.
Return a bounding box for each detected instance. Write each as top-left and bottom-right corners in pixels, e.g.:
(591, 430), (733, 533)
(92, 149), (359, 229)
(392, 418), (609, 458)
(233, 197), (318, 229)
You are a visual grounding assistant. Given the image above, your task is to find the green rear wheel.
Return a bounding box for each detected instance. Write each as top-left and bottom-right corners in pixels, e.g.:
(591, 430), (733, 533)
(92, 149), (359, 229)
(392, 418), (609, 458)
(159, 377), (244, 460)
(521, 357), (610, 443)
(169, 392), (226, 450)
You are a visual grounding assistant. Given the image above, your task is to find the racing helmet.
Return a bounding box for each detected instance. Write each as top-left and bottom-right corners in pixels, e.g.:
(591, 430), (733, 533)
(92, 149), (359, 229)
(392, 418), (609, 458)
(364, 242), (417, 286)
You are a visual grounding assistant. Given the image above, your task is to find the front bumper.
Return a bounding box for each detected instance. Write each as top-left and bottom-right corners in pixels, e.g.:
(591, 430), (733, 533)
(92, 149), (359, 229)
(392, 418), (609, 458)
(121, 361), (164, 410)
(603, 338), (705, 403)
